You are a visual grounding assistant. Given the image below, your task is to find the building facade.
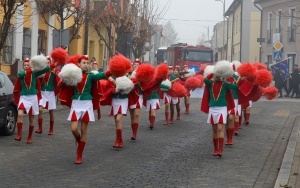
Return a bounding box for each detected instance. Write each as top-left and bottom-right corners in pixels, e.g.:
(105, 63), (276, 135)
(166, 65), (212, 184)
(224, 0), (261, 62)
(255, 0), (299, 72)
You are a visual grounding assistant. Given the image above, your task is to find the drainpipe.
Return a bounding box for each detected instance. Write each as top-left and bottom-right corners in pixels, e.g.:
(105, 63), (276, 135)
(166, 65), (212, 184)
(254, 3), (262, 63)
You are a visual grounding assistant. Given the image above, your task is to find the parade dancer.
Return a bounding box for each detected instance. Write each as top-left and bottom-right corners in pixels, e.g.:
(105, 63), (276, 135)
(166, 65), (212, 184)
(160, 66), (173, 125)
(91, 61), (102, 120)
(100, 54), (133, 148)
(59, 54), (110, 164)
(225, 68), (240, 143)
(35, 56), (58, 135)
(182, 65), (191, 114)
(128, 59), (143, 140)
(14, 56), (56, 144)
(169, 66), (181, 123)
(201, 61), (237, 157)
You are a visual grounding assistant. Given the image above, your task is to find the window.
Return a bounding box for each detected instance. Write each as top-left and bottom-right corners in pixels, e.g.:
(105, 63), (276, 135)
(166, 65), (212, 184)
(267, 12), (273, 44)
(267, 55), (272, 67)
(276, 10), (282, 33)
(2, 25), (14, 64)
(0, 73), (4, 88)
(289, 8), (296, 42)
(288, 54), (296, 73)
(38, 30), (47, 55)
(22, 28), (31, 60)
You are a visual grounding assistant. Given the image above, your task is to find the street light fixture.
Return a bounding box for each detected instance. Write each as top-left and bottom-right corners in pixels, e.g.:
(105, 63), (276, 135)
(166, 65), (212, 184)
(215, 0), (226, 60)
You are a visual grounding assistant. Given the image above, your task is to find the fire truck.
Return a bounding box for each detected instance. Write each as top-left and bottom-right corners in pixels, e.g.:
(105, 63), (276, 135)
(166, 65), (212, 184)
(167, 43), (214, 72)
(155, 46), (168, 65)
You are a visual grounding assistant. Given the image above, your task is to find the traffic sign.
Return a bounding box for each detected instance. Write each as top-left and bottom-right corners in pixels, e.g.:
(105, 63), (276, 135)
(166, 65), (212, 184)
(273, 51), (283, 62)
(273, 41), (283, 51)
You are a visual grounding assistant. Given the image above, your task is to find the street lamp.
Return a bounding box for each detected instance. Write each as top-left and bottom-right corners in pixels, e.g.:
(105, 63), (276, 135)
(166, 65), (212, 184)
(215, 0), (225, 60)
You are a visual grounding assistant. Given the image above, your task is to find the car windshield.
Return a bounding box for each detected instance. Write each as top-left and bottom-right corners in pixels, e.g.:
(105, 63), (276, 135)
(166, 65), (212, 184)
(184, 50), (212, 62)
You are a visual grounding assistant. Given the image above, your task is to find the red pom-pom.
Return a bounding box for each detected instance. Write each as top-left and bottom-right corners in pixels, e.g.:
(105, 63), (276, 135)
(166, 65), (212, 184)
(255, 69), (273, 87)
(109, 54), (131, 77)
(66, 55), (81, 66)
(99, 80), (107, 91)
(168, 82), (187, 97)
(195, 74), (204, 81)
(262, 86), (278, 100)
(237, 62), (257, 82)
(155, 63), (169, 80)
(51, 47), (68, 65)
(185, 77), (203, 90)
(253, 62), (267, 70)
(200, 64), (207, 74)
(135, 64), (155, 83)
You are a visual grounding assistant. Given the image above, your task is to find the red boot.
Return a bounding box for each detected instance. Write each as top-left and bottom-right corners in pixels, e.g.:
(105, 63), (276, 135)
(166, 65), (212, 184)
(113, 129), (123, 148)
(75, 141), (86, 164)
(164, 112), (169, 125)
(15, 122), (22, 141)
(225, 128), (233, 145)
(245, 113), (250, 125)
(233, 122), (239, 136)
(149, 115), (155, 129)
(212, 138), (218, 156)
(74, 134), (81, 145)
(176, 108), (180, 120)
(97, 108), (101, 120)
(35, 118), (43, 134)
(48, 120), (54, 135)
(184, 103), (190, 114)
(27, 125), (34, 144)
(131, 123), (139, 140)
(217, 138), (224, 157)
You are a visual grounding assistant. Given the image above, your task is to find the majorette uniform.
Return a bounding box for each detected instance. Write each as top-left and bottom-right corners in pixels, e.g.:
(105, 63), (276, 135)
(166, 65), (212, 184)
(36, 68), (58, 135)
(160, 80), (172, 125)
(168, 72), (181, 123)
(201, 73), (236, 157)
(226, 74), (241, 141)
(59, 70), (108, 164)
(13, 64), (53, 144)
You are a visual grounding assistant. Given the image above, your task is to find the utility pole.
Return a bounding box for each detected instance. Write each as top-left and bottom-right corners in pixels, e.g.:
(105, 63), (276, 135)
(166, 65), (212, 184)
(84, 0), (90, 55)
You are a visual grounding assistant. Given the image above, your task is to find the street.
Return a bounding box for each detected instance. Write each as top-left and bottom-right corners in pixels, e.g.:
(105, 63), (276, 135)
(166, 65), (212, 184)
(0, 97), (299, 188)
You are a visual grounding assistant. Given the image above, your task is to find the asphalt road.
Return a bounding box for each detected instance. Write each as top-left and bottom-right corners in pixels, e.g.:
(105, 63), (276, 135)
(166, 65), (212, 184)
(1, 97), (299, 188)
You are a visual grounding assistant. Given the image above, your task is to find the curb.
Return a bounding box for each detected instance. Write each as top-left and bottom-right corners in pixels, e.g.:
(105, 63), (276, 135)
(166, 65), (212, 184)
(274, 116), (300, 187)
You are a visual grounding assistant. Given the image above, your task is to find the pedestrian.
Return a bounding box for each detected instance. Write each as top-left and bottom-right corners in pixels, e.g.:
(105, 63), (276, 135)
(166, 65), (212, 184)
(201, 61), (237, 157)
(288, 67), (300, 98)
(14, 56), (57, 144)
(274, 69), (284, 98)
(59, 55), (111, 164)
(35, 56), (58, 135)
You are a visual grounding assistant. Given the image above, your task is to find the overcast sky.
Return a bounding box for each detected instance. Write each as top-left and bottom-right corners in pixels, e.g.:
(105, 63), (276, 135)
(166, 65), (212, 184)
(158, 0), (234, 45)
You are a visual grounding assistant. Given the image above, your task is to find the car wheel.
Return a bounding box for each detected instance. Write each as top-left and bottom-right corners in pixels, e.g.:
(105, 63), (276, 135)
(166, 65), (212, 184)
(1, 105), (17, 136)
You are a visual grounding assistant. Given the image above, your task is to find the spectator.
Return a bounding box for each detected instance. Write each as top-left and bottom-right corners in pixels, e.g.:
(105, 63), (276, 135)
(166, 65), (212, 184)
(288, 67), (300, 98)
(274, 69), (284, 98)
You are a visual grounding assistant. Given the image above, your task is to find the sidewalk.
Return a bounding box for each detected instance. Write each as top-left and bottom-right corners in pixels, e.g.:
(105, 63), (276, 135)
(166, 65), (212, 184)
(274, 116), (300, 188)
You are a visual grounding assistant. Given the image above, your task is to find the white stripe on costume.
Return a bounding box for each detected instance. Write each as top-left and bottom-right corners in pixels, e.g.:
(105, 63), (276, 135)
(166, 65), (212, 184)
(39, 91), (56, 110)
(18, 95), (39, 115)
(163, 92), (171, 104)
(110, 98), (128, 116)
(129, 94), (143, 109)
(207, 106), (227, 124)
(146, 99), (160, 111)
(171, 97), (179, 104)
(67, 100), (95, 121)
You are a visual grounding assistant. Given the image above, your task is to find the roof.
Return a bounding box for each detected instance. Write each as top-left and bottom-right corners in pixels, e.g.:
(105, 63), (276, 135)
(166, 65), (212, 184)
(225, 0), (241, 17)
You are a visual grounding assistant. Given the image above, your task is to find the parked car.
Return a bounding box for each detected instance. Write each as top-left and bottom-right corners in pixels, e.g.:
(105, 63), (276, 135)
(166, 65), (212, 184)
(0, 71), (17, 135)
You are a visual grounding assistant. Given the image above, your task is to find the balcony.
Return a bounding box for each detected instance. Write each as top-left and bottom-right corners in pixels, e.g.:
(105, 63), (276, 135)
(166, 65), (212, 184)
(267, 29), (272, 44)
(288, 26), (296, 42)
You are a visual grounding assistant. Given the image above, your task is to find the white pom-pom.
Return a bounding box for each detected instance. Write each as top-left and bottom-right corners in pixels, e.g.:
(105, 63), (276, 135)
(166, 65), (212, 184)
(58, 64), (82, 86)
(160, 79), (171, 91)
(185, 69), (196, 78)
(232, 60), (242, 71)
(30, 54), (47, 71)
(115, 75), (134, 94)
(90, 70), (98, 74)
(214, 60), (234, 78)
(203, 65), (215, 77)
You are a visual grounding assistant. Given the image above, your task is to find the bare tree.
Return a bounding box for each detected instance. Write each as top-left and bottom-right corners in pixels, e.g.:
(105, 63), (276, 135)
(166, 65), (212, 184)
(0, 0), (26, 52)
(36, 0), (86, 48)
(162, 21), (178, 47)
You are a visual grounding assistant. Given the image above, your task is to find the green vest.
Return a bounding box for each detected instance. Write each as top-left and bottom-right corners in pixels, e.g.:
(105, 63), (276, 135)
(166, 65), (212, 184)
(41, 71), (56, 91)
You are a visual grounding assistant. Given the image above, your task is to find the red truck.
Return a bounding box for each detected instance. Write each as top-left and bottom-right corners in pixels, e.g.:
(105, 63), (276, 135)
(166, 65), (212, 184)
(166, 43), (214, 72)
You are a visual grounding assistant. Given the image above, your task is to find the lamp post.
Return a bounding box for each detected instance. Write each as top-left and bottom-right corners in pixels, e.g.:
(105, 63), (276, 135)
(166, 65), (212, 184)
(215, 0), (225, 60)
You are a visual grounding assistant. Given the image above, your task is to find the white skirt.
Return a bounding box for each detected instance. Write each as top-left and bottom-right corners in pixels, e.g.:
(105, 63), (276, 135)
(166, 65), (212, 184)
(207, 106), (227, 124)
(110, 98), (128, 116)
(67, 100), (95, 122)
(146, 99), (160, 111)
(228, 99), (241, 116)
(171, 97), (179, 105)
(39, 91), (56, 110)
(129, 94), (143, 109)
(18, 95), (39, 115)
(163, 92), (171, 104)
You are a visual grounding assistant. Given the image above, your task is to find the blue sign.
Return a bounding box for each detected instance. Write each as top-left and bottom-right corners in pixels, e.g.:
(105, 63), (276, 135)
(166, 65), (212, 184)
(273, 51), (283, 62)
(270, 59), (289, 80)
